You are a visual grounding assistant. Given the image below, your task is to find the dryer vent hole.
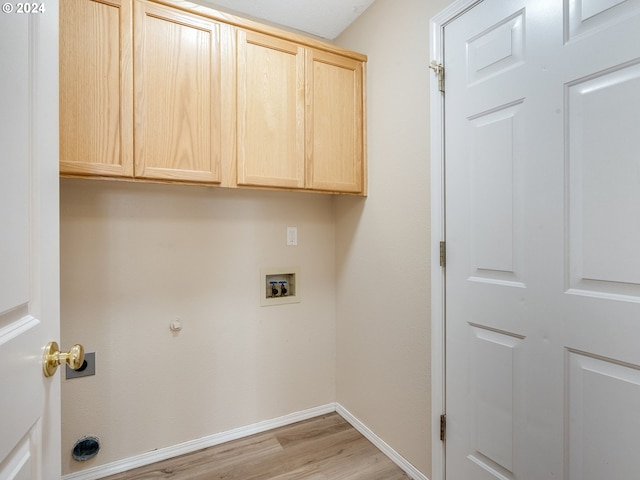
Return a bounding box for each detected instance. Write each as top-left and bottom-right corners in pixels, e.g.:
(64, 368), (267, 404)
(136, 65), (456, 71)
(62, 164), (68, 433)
(72, 436), (100, 461)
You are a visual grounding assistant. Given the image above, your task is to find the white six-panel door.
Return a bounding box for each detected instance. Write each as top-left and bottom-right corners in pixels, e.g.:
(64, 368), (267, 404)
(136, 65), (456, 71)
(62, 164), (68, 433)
(443, 0), (640, 478)
(0, 4), (61, 479)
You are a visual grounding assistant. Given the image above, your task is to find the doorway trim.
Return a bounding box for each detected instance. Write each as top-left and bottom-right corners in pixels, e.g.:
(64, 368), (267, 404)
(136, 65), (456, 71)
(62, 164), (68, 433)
(429, 1), (482, 479)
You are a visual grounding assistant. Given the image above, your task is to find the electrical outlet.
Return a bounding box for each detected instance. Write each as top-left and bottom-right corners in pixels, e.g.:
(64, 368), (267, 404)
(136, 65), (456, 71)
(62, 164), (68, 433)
(66, 351), (96, 379)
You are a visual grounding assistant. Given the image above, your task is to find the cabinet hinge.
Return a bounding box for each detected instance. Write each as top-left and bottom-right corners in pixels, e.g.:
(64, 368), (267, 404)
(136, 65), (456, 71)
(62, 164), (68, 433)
(439, 241), (446, 267)
(440, 414), (446, 441)
(429, 61), (444, 92)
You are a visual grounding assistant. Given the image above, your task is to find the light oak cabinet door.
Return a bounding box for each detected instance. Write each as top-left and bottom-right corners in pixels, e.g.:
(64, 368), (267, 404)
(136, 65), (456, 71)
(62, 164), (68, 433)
(60, 0), (133, 177)
(237, 29), (365, 194)
(134, 0), (222, 183)
(236, 30), (305, 189)
(306, 50), (364, 194)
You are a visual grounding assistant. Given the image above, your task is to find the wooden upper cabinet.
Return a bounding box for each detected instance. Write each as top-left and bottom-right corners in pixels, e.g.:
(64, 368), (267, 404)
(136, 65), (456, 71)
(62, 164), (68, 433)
(236, 29), (365, 194)
(306, 50), (364, 194)
(60, 0), (133, 177)
(134, 0), (222, 183)
(60, 0), (366, 193)
(236, 31), (305, 189)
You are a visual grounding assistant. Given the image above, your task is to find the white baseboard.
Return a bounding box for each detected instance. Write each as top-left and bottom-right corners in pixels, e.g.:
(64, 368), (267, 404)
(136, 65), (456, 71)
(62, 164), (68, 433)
(335, 404), (429, 480)
(62, 402), (428, 480)
(61, 403), (336, 480)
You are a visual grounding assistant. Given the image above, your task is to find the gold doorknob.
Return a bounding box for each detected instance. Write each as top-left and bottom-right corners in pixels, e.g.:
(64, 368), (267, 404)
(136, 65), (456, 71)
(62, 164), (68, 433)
(43, 341), (85, 377)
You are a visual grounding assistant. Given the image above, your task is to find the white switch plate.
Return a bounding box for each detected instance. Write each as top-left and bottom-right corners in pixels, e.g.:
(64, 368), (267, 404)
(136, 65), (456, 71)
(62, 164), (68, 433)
(287, 227), (297, 246)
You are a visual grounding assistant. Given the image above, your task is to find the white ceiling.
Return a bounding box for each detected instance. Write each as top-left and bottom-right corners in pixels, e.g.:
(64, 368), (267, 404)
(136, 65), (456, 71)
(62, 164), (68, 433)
(201, 0), (376, 40)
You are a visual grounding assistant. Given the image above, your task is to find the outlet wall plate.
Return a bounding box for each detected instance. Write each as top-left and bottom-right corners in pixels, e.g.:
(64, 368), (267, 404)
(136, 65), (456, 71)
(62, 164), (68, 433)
(66, 351), (96, 379)
(261, 267), (300, 306)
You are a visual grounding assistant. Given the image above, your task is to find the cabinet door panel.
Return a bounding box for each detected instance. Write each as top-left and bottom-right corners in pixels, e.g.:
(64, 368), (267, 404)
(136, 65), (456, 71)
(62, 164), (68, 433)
(134, 1), (221, 183)
(306, 50), (364, 193)
(60, 0), (133, 177)
(237, 30), (305, 188)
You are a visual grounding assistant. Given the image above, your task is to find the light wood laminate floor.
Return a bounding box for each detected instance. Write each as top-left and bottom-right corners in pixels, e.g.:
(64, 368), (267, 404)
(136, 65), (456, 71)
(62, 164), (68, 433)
(101, 413), (411, 479)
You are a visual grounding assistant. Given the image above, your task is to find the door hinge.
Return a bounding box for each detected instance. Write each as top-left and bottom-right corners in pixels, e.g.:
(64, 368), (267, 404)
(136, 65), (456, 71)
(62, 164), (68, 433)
(439, 241), (446, 267)
(429, 61), (444, 92)
(440, 414), (446, 441)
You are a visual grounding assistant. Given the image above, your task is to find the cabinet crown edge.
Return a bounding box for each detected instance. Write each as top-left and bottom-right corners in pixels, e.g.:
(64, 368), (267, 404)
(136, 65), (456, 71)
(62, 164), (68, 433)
(149, 0), (368, 62)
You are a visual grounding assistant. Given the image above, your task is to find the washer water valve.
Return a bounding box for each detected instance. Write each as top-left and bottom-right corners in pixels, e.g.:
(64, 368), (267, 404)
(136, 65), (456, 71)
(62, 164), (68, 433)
(268, 280), (289, 298)
(261, 268), (299, 306)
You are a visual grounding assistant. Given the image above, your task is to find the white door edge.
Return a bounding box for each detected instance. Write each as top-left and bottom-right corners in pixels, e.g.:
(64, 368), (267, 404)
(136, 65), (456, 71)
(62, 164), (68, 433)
(429, 1), (482, 479)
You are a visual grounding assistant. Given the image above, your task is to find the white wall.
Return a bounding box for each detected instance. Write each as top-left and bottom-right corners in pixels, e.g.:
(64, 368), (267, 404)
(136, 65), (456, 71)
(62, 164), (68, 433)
(335, 0), (452, 477)
(60, 179), (336, 474)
